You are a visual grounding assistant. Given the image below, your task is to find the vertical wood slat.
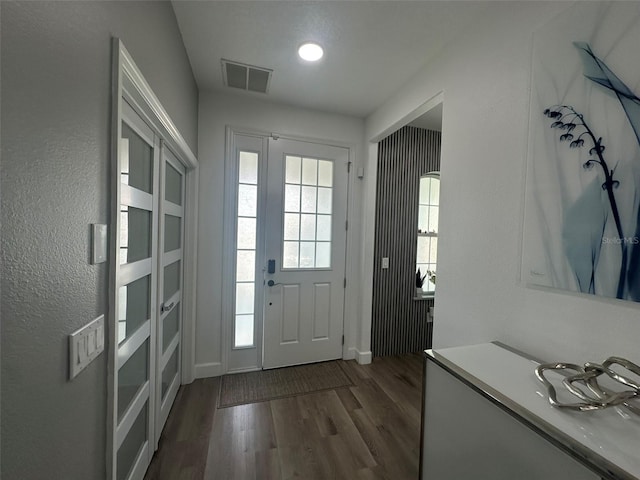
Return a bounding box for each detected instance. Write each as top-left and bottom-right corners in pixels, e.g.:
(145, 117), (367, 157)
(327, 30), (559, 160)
(372, 126), (441, 357)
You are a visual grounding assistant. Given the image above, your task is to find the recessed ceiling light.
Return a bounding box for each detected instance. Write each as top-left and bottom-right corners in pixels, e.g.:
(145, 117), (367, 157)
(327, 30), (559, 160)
(298, 42), (324, 62)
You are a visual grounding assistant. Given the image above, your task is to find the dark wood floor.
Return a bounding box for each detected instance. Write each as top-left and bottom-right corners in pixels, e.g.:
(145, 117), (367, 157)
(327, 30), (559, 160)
(145, 353), (423, 480)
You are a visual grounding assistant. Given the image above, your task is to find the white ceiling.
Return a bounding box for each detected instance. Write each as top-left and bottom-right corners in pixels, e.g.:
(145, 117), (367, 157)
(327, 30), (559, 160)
(172, 1), (492, 119)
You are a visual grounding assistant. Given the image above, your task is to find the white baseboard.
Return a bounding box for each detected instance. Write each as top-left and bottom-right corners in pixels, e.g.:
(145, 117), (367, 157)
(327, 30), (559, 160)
(344, 347), (357, 360)
(194, 361), (224, 378)
(355, 349), (372, 365)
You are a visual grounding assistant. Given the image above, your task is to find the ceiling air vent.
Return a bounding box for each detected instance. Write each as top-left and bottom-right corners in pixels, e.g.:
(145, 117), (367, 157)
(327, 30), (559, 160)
(221, 59), (272, 94)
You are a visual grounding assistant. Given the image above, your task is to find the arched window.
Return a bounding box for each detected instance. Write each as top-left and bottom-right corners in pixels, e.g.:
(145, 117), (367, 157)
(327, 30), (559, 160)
(417, 172), (440, 293)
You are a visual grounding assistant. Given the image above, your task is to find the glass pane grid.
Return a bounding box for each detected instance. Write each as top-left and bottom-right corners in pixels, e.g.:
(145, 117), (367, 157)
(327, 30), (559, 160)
(283, 155), (333, 269)
(417, 175), (439, 292)
(234, 151), (258, 348)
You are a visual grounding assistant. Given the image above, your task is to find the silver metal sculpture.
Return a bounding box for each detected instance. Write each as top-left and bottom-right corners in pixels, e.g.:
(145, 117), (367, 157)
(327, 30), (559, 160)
(535, 357), (640, 414)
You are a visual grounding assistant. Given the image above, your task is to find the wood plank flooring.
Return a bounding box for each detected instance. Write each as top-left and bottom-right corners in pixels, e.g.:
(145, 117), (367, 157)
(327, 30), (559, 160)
(144, 353), (423, 480)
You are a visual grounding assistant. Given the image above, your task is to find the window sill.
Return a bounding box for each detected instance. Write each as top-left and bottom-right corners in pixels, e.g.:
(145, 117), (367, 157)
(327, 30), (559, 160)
(414, 292), (435, 301)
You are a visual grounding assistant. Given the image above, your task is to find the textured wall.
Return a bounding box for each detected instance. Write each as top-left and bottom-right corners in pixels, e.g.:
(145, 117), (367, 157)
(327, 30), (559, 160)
(1, 2), (197, 479)
(372, 126), (440, 356)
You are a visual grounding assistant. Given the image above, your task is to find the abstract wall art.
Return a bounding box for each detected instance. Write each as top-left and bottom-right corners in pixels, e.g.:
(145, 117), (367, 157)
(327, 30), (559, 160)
(522, 2), (640, 302)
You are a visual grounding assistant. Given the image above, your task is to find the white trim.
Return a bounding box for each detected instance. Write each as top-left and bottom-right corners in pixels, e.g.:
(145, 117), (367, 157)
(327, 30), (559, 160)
(119, 259), (153, 286)
(119, 42), (197, 168)
(194, 361), (224, 379)
(355, 349), (373, 365)
(117, 321), (150, 367)
(181, 166), (198, 384)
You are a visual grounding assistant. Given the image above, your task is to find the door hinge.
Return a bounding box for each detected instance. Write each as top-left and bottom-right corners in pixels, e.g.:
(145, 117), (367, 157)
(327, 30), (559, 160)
(345, 220), (348, 231)
(343, 277), (347, 288)
(347, 161), (352, 173)
(342, 335), (345, 345)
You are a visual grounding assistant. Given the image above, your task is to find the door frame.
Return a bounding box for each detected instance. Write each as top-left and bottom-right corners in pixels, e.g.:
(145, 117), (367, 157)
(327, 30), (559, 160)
(222, 126), (355, 374)
(108, 39), (199, 480)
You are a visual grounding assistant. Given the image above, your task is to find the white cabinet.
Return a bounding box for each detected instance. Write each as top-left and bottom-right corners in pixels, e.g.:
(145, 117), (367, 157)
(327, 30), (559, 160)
(421, 343), (639, 480)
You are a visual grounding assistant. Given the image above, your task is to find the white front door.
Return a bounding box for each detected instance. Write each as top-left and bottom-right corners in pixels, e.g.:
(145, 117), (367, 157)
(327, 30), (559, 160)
(263, 138), (350, 369)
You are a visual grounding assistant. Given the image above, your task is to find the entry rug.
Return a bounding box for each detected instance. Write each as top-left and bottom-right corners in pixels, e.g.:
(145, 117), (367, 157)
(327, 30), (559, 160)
(218, 360), (354, 408)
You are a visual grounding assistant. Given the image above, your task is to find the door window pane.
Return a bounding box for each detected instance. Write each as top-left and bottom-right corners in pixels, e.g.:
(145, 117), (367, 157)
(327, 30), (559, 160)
(120, 206), (151, 265)
(165, 163), (182, 206)
(234, 151), (259, 348)
(117, 400), (148, 480)
(318, 160), (333, 187)
(163, 260), (181, 302)
(301, 157), (318, 185)
(236, 283), (255, 315)
(118, 275), (150, 345)
(117, 339), (148, 421)
(164, 215), (181, 253)
(283, 156), (333, 269)
(161, 349), (178, 400)
(416, 173), (440, 293)
(285, 156), (301, 183)
(122, 122), (153, 194)
(239, 151), (258, 184)
(235, 315), (254, 347)
(162, 304), (179, 353)
(237, 217), (256, 249)
(238, 184), (257, 217)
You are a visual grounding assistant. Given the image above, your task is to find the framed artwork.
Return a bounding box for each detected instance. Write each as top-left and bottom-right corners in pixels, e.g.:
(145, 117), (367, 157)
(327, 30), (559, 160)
(522, 2), (640, 302)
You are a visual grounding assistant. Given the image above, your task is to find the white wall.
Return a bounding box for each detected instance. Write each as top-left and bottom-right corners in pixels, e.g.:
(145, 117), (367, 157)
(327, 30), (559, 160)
(366, 1), (640, 366)
(196, 92), (366, 375)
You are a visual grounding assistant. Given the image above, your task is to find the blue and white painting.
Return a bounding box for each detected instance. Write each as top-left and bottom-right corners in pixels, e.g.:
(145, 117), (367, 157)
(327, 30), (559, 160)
(523, 2), (640, 302)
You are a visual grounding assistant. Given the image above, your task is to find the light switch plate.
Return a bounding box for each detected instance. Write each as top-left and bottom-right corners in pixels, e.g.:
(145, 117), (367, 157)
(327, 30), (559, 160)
(69, 315), (105, 380)
(92, 224), (107, 264)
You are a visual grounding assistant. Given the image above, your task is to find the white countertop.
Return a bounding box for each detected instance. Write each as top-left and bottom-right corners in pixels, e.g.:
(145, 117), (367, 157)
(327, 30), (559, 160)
(427, 342), (640, 480)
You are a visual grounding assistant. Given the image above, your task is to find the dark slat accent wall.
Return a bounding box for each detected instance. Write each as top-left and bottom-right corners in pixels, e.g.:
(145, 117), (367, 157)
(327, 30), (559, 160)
(372, 126), (441, 357)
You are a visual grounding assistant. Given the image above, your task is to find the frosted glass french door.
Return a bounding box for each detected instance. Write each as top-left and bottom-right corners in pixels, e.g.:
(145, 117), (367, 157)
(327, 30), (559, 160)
(113, 102), (185, 480)
(114, 101), (158, 480)
(155, 146), (184, 439)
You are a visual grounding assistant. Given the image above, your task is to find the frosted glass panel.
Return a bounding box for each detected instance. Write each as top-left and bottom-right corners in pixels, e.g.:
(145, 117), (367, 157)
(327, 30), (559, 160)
(162, 304), (179, 353)
(165, 163), (182, 205)
(239, 151), (258, 184)
(283, 241), (299, 268)
(429, 177), (440, 204)
(118, 275), (150, 345)
(417, 236), (430, 264)
(237, 217), (256, 249)
(120, 206), (151, 265)
(300, 214), (316, 241)
(164, 215), (181, 253)
(284, 213), (300, 240)
(430, 237), (438, 263)
(420, 177), (430, 204)
(318, 160), (333, 187)
(418, 206), (428, 232)
(285, 156), (301, 183)
(238, 184), (257, 217)
(317, 215), (331, 241)
(235, 315), (254, 347)
(163, 260), (181, 302)
(301, 186), (317, 213)
(302, 158), (318, 185)
(285, 184), (300, 212)
(236, 283), (255, 315)
(317, 188), (332, 214)
(300, 242), (315, 268)
(428, 206), (439, 233)
(121, 122), (153, 194)
(236, 250), (255, 281)
(161, 349), (178, 400)
(117, 339), (148, 421)
(117, 401), (148, 480)
(316, 242), (331, 268)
